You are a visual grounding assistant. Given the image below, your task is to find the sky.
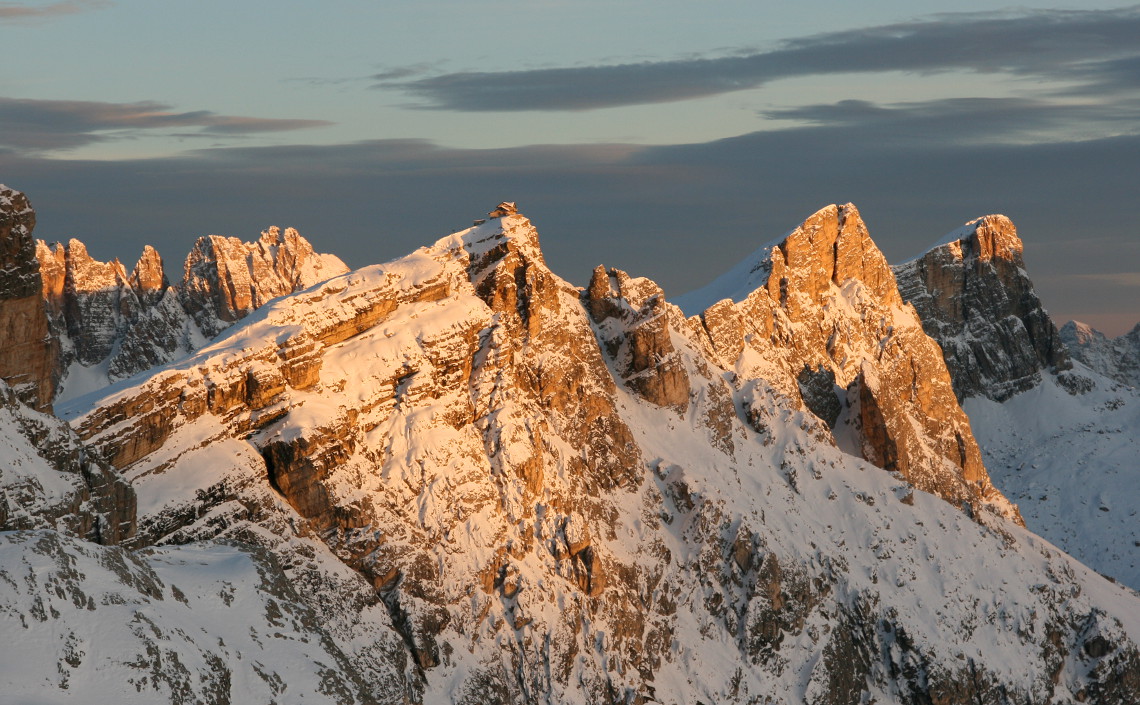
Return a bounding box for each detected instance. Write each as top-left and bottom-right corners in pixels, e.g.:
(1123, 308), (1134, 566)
(3, 0), (1138, 335)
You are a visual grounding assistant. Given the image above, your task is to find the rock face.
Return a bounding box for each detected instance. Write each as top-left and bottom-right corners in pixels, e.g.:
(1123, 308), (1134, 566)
(32, 224), (348, 402)
(1060, 319), (1140, 387)
(893, 215), (1072, 402)
(0, 531), (400, 704)
(586, 265), (691, 409)
(0, 379), (134, 544)
(51, 204), (1140, 704)
(0, 186), (57, 412)
(676, 204), (1017, 519)
(180, 226), (349, 338)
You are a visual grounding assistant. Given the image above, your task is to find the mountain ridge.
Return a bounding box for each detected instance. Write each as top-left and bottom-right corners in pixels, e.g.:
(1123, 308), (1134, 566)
(1, 189), (1138, 704)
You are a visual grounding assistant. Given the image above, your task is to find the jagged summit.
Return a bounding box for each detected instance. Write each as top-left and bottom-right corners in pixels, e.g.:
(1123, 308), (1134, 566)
(893, 214), (1073, 401)
(28, 220), (350, 403)
(675, 203), (896, 315)
(671, 202), (1018, 520)
(1060, 319), (1140, 387)
(4, 195), (1140, 704)
(910, 213), (1020, 262)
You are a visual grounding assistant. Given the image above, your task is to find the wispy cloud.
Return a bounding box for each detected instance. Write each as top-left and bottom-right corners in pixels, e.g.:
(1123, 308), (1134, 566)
(377, 7), (1140, 112)
(0, 97), (333, 153)
(0, 0), (108, 21)
(759, 97), (1140, 146)
(1065, 272), (1140, 287)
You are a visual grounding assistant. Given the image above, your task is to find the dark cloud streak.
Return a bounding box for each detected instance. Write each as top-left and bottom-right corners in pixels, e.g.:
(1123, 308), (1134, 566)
(0, 97), (333, 153)
(0, 0), (108, 21)
(379, 6), (1140, 111)
(4, 117), (1137, 333)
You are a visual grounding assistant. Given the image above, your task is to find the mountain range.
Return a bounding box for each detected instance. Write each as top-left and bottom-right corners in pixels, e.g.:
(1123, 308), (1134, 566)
(1, 184), (1137, 704)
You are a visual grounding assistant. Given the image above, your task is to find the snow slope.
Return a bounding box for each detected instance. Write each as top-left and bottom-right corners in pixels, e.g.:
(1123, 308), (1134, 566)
(45, 207), (1140, 703)
(0, 531), (385, 704)
(967, 367), (1140, 590)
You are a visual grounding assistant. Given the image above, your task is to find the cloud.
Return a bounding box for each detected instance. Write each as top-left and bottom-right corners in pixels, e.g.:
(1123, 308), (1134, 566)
(378, 6), (1140, 111)
(759, 97), (1140, 147)
(0, 97), (333, 153)
(4, 122), (1139, 336)
(0, 0), (108, 21)
(371, 63), (440, 82)
(1065, 272), (1140, 287)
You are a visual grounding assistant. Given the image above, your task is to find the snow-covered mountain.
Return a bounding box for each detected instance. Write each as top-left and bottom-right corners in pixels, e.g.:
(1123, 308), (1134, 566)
(2, 189), (1139, 703)
(892, 214), (1074, 402)
(1059, 320), (1140, 388)
(3, 181), (349, 408)
(893, 216), (1140, 592)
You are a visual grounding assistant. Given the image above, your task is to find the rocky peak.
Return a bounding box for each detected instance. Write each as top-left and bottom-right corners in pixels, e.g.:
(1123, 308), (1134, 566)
(129, 245), (168, 305)
(893, 214), (1073, 402)
(1060, 319), (1140, 387)
(181, 227), (349, 338)
(585, 265), (690, 409)
(679, 203), (1019, 521)
(774, 203), (901, 312)
(0, 186), (57, 412)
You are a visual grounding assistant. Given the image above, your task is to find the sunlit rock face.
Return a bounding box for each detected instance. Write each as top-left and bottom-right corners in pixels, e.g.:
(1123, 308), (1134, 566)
(893, 215), (1072, 402)
(180, 225), (349, 338)
(31, 223), (348, 402)
(675, 204), (1018, 521)
(52, 202), (1140, 705)
(0, 185), (57, 412)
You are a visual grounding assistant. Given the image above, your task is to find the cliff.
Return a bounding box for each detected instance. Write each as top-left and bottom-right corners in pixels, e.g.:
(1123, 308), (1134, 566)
(893, 215), (1073, 401)
(50, 203), (1140, 704)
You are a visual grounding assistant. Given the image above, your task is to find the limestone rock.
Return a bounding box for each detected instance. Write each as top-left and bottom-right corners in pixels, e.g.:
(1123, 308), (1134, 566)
(0, 186), (57, 412)
(180, 226), (349, 338)
(677, 204), (1018, 521)
(54, 202), (1140, 704)
(29, 222), (348, 401)
(585, 265), (691, 409)
(893, 215), (1072, 401)
(0, 380), (134, 544)
(1060, 320), (1140, 387)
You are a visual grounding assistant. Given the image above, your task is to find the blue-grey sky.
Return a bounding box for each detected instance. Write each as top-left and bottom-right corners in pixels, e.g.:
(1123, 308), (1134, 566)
(3, 1), (1138, 334)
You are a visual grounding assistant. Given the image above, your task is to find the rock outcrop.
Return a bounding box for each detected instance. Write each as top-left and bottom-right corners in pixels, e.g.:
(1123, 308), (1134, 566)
(180, 226), (348, 338)
(0, 186), (57, 412)
(0, 379), (134, 544)
(1060, 319), (1140, 387)
(30, 222), (348, 402)
(893, 215), (1072, 401)
(586, 266), (691, 409)
(50, 203), (1140, 705)
(676, 204), (1018, 520)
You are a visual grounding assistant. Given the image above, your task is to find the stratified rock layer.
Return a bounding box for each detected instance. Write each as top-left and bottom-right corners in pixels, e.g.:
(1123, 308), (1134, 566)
(677, 204), (1017, 519)
(893, 215), (1071, 401)
(55, 204), (1140, 705)
(0, 185), (57, 412)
